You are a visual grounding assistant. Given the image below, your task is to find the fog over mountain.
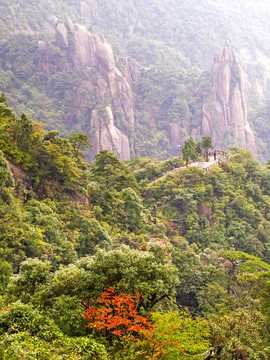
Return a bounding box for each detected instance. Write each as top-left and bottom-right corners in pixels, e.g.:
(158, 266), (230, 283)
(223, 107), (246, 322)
(1, 0), (270, 161)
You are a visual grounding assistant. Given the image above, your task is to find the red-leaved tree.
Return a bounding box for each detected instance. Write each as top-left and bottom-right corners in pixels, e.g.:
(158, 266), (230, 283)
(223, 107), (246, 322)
(84, 287), (184, 358)
(84, 287), (153, 340)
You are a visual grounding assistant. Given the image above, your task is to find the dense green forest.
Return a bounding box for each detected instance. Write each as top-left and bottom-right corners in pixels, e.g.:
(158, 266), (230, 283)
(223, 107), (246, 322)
(2, 1), (270, 357)
(1, 96), (270, 358)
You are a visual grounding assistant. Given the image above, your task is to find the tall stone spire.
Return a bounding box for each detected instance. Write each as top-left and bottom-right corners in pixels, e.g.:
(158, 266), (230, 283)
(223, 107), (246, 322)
(202, 43), (257, 155)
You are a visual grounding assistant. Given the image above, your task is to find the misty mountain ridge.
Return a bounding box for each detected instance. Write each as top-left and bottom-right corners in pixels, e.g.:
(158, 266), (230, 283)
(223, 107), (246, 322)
(1, 0), (270, 162)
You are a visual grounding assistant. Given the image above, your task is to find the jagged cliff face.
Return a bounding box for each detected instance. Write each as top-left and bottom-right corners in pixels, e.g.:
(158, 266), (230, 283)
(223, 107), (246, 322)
(38, 20), (139, 161)
(3, 0), (270, 162)
(202, 44), (257, 155)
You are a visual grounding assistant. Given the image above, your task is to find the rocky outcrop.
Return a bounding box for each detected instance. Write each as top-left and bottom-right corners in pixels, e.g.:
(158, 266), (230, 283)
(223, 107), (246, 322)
(168, 121), (190, 156)
(90, 107), (130, 161)
(39, 20), (139, 160)
(119, 57), (140, 84)
(169, 124), (182, 150)
(8, 162), (31, 194)
(55, 23), (68, 49)
(38, 40), (52, 76)
(202, 43), (257, 156)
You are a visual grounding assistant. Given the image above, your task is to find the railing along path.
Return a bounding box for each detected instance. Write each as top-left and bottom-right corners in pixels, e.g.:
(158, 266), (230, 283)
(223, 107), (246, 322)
(149, 150), (229, 185)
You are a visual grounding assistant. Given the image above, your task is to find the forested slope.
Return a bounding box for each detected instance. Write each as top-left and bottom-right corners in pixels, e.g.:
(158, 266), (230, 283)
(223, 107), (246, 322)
(1, 98), (270, 358)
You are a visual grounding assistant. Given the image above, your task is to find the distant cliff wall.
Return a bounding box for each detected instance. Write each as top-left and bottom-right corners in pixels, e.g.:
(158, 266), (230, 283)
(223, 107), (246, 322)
(38, 20), (139, 160)
(202, 43), (257, 155)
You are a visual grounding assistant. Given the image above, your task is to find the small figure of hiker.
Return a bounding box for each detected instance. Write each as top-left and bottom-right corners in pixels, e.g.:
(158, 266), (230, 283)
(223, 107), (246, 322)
(214, 150), (217, 160)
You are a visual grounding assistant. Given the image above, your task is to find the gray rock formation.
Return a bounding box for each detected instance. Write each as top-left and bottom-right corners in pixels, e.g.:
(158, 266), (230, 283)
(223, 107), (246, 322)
(90, 107), (130, 161)
(39, 20), (139, 161)
(55, 23), (68, 49)
(202, 43), (257, 155)
(169, 124), (182, 150)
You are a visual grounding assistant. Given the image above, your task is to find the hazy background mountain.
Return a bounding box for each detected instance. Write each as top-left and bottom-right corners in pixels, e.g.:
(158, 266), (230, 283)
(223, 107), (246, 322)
(1, 0), (270, 162)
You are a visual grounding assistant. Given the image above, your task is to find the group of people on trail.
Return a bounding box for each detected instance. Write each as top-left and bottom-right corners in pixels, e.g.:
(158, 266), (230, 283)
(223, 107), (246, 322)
(203, 150), (216, 160)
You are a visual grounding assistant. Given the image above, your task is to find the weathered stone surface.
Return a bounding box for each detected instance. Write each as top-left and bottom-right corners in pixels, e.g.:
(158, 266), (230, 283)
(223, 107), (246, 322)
(38, 19), (139, 160)
(8, 162), (30, 190)
(38, 40), (48, 52)
(169, 124), (182, 149)
(72, 24), (98, 73)
(108, 68), (135, 125)
(119, 57), (140, 85)
(38, 41), (53, 76)
(95, 43), (115, 72)
(55, 23), (68, 48)
(197, 202), (213, 221)
(106, 107), (130, 161)
(96, 76), (109, 97)
(90, 107), (130, 161)
(64, 21), (115, 76)
(202, 43), (257, 156)
(65, 17), (74, 32)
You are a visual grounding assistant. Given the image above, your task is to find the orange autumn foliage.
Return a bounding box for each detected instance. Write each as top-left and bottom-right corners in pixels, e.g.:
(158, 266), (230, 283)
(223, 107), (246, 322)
(0, 307), (9, 313)
(84, 288), (184, 358)
(84, 287), (153, 340)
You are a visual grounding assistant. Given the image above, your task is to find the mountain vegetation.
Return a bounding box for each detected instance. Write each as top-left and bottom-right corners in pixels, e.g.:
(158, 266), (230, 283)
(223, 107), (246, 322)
(1, 0), (270, 161)
(1, 97), (270, 358)
(2, 1), (270, 358)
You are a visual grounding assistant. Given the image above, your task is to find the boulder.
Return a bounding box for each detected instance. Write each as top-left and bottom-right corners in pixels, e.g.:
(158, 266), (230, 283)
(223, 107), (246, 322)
(55, 23), (68, 48)
(95, 43), (115, 72)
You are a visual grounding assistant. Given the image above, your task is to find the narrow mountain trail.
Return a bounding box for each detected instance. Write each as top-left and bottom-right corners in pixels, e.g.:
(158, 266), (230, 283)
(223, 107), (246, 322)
(149, 154), (228, 185)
